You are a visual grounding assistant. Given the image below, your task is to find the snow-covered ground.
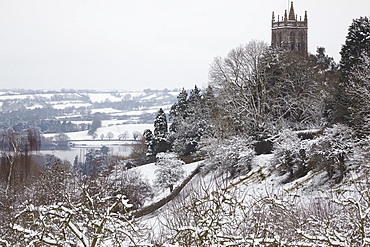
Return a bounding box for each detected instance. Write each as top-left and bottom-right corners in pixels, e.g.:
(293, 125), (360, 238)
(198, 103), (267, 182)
(112, 105), (172, 116)
(44, 123), (153, 140)
(133, 161), (201, 206)
(135, 161), (200, 188)
(90, 107), (122, 114)
(50, 102), (92, 109)
(135, 151), (366, 246)
(85, 93), (124, 103)
(0, 93), (55, 101)
(42, 123), (153, 163)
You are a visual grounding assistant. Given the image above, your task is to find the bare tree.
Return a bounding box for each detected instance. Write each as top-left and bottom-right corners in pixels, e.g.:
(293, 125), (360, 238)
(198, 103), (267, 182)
(129, 136), (149, 165)
(106, 131), (114, 140)
(91, 132), (98, 140)
(132, 131), (141, 141)
(154, 153), (185, 192)
(209, 40), (270, 136)
(0, 128), (40, 196)
(9, 192), (143, 246)
(209, 41), (325, 137)
(53, 133), (70, 148)
(118, 131), (129, 140)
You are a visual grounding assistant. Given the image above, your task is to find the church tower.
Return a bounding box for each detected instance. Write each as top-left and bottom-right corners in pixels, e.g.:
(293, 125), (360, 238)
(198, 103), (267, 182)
(271, 2), (308, 53)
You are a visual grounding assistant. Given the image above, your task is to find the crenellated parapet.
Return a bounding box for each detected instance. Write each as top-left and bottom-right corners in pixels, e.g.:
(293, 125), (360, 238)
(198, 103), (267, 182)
(271, 2), (308, 53)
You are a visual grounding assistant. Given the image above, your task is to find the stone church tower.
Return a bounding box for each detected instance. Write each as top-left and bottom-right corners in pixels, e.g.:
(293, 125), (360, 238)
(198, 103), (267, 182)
(271, 2), (308, 53)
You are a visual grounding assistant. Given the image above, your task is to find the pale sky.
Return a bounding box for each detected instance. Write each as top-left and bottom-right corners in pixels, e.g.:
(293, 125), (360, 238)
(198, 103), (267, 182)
(0, 0), (369, 91)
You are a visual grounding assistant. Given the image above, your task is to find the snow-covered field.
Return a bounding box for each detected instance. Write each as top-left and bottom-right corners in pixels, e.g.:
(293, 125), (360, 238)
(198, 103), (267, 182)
(43, 123), (153, 163)
(50, 102), (92, 110)
(44, 123), (152, 140)
(0, 91), (139, 102)
(0, 93), (55, 101)
(113, 105), (172, 116)
(40, 143), (133, 163)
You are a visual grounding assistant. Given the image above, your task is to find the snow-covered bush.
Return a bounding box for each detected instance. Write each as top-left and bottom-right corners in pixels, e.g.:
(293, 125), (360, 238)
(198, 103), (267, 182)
(272, 129), (309, 182)
(201, 137), (255, 178)
(154, 153), (185, 192)
(171, 120), (204, 156)
(0, 155), (155, 246)
(273, 125), (355, 184)
(111, 169), (154, 209)
(307, 124), (355, 183)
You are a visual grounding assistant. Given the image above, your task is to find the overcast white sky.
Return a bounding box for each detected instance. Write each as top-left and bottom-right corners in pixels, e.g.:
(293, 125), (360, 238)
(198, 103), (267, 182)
(0, 0), (369, 91)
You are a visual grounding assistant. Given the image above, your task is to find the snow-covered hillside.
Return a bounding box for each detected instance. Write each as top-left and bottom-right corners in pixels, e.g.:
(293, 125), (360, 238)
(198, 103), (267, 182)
(0, 89), (179, 127)
(136, 148), (370, 246)
(133, 160), (200, 205)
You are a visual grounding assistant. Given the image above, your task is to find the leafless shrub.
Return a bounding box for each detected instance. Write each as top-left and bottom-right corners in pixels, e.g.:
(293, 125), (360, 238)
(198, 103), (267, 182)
(200, 137), (255, 179)
(6, 193), (144, 246)
(159, 172), (370, 246)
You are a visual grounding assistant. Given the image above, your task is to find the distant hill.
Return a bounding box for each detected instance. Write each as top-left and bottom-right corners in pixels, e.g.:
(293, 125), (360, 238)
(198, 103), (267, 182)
(0, 88), (180, 132)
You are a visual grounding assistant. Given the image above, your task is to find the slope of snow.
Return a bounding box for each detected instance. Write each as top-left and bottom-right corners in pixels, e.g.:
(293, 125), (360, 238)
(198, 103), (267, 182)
(133, 161), (202, 206)
(135, 161), (200, 188)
